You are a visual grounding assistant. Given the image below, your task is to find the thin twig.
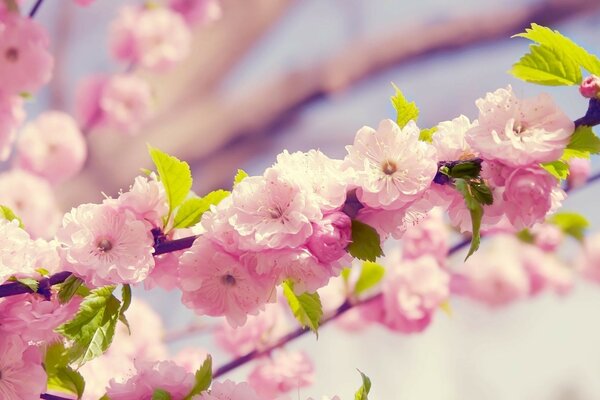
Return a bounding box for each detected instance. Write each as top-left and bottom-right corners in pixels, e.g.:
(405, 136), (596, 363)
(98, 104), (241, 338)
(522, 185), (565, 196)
(28, 0), (45, 18)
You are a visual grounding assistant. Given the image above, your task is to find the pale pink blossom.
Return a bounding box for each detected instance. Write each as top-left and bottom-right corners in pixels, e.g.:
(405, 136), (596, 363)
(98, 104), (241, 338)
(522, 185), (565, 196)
(580, 75), (600, 98)
(112, 174), (168, 227)
(356, 198), (431, 239)
(432, 115), (477, 161)
(75, 74), (107, 129)
(56, 203), (155, 287)
(378, 255), (449, 333)
(14, 111), (87, 184)
(100, 74), (153, 134)
(446, 185), (506, 234)
(169, 0), (222, 26)
(272, 150), (349, 211)
(402, 208), (449, 265)
(453, 236), (529, 307)
(248, 351), (315, 398)
(144, 251), (181, 291)
(172, 348), (209, 373)
(225, 168), (321, 251)
(502, 166), (562, 230)
(214, 302), (288, 356)
(0, 169), (61, 238)
(344, 119), (437, 210)
(567, 158), (591, 189)
(0, 293), (81, 343)
(197, 380), (261, 400)
(0, 14), (53, 96)
(0, 92), (24, 161)
(109, 5), (192, 72)
(306, 211), (352, 264)
(531, 223), (564, 252)
(0, 335), (46, 400)
(521, 245), (572, 296)
(178, 236), (277, 327)
(466, 86), (573, 166)
(106, 360), (194, 400)
(0, 219), (33, 284)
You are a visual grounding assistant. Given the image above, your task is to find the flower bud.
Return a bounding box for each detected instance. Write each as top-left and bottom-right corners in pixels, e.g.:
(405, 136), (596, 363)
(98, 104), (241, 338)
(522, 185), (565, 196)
(579, 75), (600, 99)
(306, 212), (352, 264)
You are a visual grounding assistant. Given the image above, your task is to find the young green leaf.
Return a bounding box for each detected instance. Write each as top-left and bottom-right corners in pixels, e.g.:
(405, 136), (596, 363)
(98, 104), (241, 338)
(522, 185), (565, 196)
(183, 355), (212, 400)
(0, 205), (24, 228)
(234, 169), (249, 185)
(58, 275), (85, 304)
(282, 281), (323, 336)
(152, 389), (172, 400)
(454, 179), (484, 260)
(562, 125), (600, 161)
(549, 211), (589, 241)
(9, 277), (38, 292)
(173, 190), (230, 229)
(354, 370), (372, 400)
(347, 220), (383, 262)
(419, 127), (436, 142)
(354, 262), (385, 295)
(148, 145), (193, 217)
(390, 83), (419, 128)
(56, 286), (121, 366)
(511, 44), (582, 86)
(540, 160), (569, 180)
(45, 342), (86, 399)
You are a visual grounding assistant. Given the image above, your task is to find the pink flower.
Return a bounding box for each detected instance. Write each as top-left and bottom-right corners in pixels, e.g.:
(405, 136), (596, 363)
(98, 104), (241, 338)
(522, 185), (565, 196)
(225, 168), (321, 251)
(0, 92), (24, 161)
(177, 236), (277, 327)
(112, 174), (168, 227)
(0, 293), (81, 343)
(578, 232), (600, 284)
(502, 166), (563, 230)
(109, 5), (192, 73)
(344, 119), (437, 210)
(0, 335), (46, 400)
(106, 360), (194, 400)
(378, 255), (449, 333)
(169, 0), (222, 26)
(75, 74), (107, 130)
(306, 212), (352, 264)
(0, 14), (53, 96)
(355, 198), (431, 240)
(198, 380), (261, 400)
(567, 158), (591, 189)
(453, 236), (529, 307)
(0, 219), (33, 284)
(14, 111), (87, 184)
(144, 251), (181, 291)
(248, 351), (315, 398)
(172, 347), (209, 373)
(466, 86), (573, 166)
(521, 245), (572, 296)
(580, 75), (600, 99)
(0, 169), (61, 238)
(402, 208), (449, 265)
(100, 74), (153, 134)
(531, 222), (563, 252)
(56, 203), (155, 287)
(432, 115), (477, 161)
(272, 150), (349, 212)
(214, 302), (288, 356)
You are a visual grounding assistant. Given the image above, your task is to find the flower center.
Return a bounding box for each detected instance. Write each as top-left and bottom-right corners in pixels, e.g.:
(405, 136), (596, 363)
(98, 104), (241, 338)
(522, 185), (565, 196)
(381, 160), (397, 175)
(221, 274), (236, 286)
(513, 122), (527, 135)
(5, 47), (18, 62)
(97, 238), (113, 253)
(268, 205), (284, 219)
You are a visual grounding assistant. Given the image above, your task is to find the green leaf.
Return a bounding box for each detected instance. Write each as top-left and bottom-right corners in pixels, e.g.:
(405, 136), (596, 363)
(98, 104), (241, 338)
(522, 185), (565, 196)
(282, 281), (323, 336)
(183, 355), (212, 400)
(549, 211), (589, 241)
(541, 160), (569, 180)
(562, 125), (600, 161)
(118, 284), (132, 333)
(99, 396), (110, 400)
(152, 389), (172, 400)
(45, 342), (86, 399)
(516, 229), (535, 244)
(390, 83), (419, 128)
(454, 179), (484, 260)
(446, 161), (482, 180)
(173, 190), (230, 229)
(347, 220), (383, 262)
(470, 180), (493, 206)
(514, 23), (600, 76)
(511, 44), (582, 86)
(419, 127), (436, 142)
(234, 169), (249, 185)
(354, 370), (372, 400)
(55, 286), (121, 367)
(148, 145), (193, 218)
(13, 277), (39, 292)
(354, 262), (385, 295)
(0, 205), (24, 228)
(58, 275), (85, 304)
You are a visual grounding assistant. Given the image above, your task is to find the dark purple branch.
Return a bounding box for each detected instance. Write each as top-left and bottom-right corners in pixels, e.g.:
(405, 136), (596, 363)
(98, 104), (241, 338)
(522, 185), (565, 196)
(28, 0), (45, 17)
(40, 394), (73, 400)
(153, 235), (199, 256)
(575, 98), (600, 128)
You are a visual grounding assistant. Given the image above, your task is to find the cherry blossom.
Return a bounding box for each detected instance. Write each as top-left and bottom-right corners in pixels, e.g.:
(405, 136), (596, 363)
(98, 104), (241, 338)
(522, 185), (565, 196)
(0, 334), (46, 400)
(248, 350), (315, 398)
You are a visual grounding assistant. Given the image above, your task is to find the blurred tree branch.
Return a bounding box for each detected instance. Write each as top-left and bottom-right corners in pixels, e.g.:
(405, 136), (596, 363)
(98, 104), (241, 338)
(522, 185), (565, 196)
(60, 0), (600, 206)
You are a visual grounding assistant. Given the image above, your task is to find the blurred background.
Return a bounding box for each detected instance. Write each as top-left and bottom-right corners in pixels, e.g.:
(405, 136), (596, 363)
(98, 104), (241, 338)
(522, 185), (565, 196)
(13, 0), (600, 398)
